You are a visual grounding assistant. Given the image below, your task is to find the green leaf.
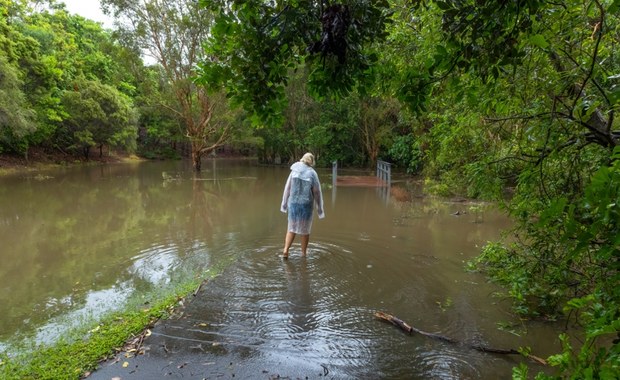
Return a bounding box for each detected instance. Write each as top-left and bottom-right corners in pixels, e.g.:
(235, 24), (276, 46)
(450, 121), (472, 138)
(609, 0), (620, 13)
(528, 34), (549, 49)
(435, 1), (451, 11)
(609, 86), (620, 105)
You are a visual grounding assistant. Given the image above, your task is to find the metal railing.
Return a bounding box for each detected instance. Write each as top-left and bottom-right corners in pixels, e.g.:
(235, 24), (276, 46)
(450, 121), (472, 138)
(331, 160), (391, 203)
(331, 160), (391, 186)
(376, 160), (391, 185)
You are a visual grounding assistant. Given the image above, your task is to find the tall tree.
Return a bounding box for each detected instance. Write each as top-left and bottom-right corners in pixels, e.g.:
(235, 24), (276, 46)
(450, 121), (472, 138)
(102, 0), (231, 171)
(60, 78), (138, 158)
(0, 53), (36, 153)
(0, 0), (65, 155)
(359, 96), (399, 168)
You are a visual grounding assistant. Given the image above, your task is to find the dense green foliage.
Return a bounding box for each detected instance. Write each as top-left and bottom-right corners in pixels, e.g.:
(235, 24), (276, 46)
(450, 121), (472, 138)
(60, 78), (137, 158)
(0, 0), (143, 157)
(0, 0), (239, 163)
(199, 0), (391, 126)
(403, 1), (619, 377)
(474, 148), (620, 378)
(251, 68), (409, 167)
(402, 1), (620, 377)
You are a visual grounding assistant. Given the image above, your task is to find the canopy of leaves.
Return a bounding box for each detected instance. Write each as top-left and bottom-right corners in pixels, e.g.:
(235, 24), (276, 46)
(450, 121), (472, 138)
(0, 0), (143, 156)
(0, 53), (36, 152)
(61, 78), (137, 155)
(197, 0), (391, 126)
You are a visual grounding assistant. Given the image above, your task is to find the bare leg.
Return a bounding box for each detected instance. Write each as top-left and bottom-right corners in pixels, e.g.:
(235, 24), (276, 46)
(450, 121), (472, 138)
(300, 234), (310, 256)
(283, 231), (296, 258)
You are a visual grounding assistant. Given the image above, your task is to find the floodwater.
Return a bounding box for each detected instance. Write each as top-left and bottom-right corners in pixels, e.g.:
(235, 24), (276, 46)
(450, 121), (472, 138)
(0, 159), (561, 377)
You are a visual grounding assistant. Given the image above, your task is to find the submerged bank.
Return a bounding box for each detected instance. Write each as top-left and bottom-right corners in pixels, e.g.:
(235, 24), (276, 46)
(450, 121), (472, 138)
(0, 270), (227, 379)
(0, 150), (149, 177)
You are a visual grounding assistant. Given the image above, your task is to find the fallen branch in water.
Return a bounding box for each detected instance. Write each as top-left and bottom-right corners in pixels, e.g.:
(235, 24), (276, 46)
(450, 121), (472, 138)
(193, 279), (208, 296)
(374, 311), (547, 365)
(375, 311), (458, 343)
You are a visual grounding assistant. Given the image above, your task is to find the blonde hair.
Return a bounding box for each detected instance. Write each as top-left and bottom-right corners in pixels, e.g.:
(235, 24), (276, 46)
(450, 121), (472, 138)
(300, 152), (315, 167)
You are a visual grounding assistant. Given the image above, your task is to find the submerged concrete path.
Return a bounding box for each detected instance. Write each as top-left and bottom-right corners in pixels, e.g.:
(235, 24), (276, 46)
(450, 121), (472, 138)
(87, 250), (369, 380)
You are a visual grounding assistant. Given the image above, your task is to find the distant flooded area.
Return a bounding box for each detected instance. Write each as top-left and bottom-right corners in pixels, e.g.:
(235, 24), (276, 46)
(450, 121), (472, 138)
(0, 159), (561, 377)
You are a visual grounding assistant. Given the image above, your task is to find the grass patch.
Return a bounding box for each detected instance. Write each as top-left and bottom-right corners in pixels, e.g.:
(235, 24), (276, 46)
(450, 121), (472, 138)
(0, 278), (208, 379)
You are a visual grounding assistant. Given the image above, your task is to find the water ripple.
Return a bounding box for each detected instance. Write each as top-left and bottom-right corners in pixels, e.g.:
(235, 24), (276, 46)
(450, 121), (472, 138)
(154, 235), (537, 379)
(417, 348), (482, 379)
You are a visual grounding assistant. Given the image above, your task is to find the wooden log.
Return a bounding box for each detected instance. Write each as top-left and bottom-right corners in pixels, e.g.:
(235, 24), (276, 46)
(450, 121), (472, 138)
(375, 311), (413, 333)
(375, 311), (458, 343)
(193, 279), (208, 296)
(375, 311), (547, 365)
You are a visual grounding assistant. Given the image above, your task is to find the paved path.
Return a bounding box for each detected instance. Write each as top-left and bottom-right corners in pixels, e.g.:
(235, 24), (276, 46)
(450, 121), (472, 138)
(87, 251), (367, 379)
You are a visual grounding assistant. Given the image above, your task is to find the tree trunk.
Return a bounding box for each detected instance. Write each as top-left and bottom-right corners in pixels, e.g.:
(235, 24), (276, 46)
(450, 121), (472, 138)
(369, 147), (378, 170)
(192, 148), (202, 172)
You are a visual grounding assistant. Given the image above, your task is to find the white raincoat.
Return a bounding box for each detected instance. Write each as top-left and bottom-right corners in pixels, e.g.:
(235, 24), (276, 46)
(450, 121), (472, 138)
(280, 162), (324, 234)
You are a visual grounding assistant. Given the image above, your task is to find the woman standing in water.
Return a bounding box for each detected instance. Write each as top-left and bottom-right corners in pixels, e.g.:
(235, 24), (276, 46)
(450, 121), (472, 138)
(280, 153), (325, 258)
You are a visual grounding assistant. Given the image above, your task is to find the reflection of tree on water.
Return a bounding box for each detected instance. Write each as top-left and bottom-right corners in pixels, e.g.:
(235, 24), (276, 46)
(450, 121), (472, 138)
(188, 168), (253, 242)
(283, 258), (315, 333)
(0, 172), (146, 338)
(189, 176), (221, 239)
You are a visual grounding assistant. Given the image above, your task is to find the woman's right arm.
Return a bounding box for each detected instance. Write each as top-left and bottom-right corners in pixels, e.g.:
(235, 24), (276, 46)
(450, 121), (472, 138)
(280, 174), (292, 213)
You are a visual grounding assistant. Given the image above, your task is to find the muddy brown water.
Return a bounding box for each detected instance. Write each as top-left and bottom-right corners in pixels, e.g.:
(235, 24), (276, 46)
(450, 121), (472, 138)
(0, 159), (561, 377)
